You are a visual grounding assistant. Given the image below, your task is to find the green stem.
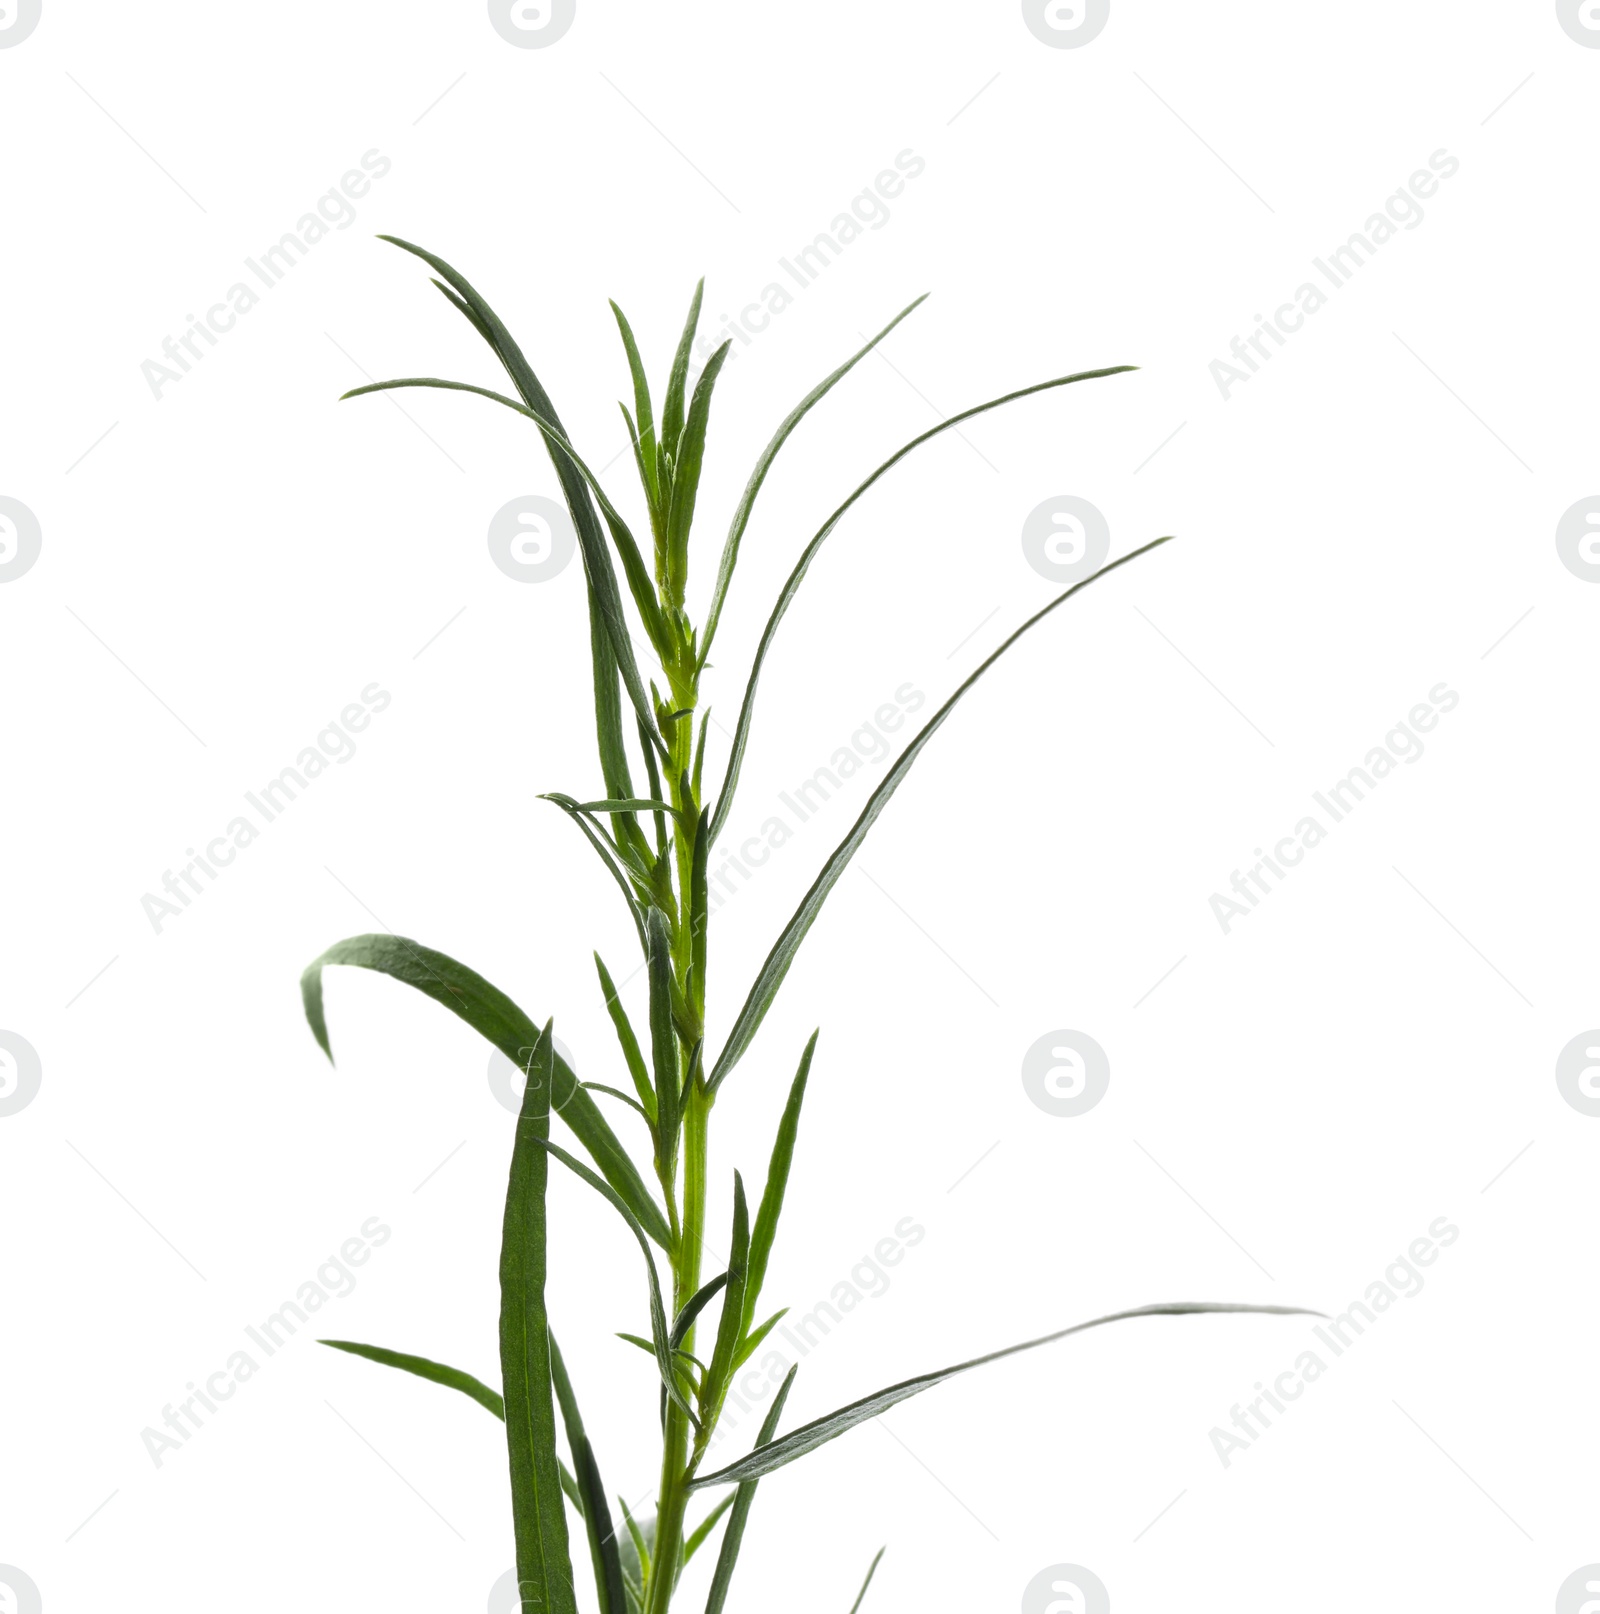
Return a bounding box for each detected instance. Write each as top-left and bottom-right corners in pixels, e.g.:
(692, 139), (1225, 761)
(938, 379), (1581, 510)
(649, 1083), (708, 1613)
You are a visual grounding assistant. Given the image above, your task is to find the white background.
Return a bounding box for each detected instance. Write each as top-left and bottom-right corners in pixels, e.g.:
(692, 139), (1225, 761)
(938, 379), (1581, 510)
(2, 3), (1597, 1611)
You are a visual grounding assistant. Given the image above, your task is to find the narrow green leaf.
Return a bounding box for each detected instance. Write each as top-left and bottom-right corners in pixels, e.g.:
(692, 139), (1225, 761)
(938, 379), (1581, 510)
(708, 535), (1171, 1091)
(699, 1174), (749, 1435)
(702, 1363), (798, 1614)
(682, 1494), (736, 1567)
(574, 798), (684, 819)
(371, 237), (667, 765)
(300, 934), (671, 1249)
(341, 375), (669, 666)
(538, 794), (649, 954)
(560, 1459), (586, 1517)
(429, 277), (497, 347)
(318, 1338), (504, 1420)
(660, 279), (705, 491)
(584, 1083), (653, 1124)
(846, 1548), (887, 1614)
(707, 364), (1138, 848)
(532, 1135), (693, 1423)
(673, 1272), (730, 1344)
(610, 301), (659, 515)
(699, 295), (928, 663)
(742, 1032), (815, 1336)
(647, 907), (681, 1184)
(732, 1309), (788, 1372)
(550, 1332), (627, 1614)
(595, 952), (656, 1121)
(590, 577), (640, 840)
(619, 1496), (653, 1588)
(665, 340), (732, 598)
(499, 1022), (579, 1614)
(691, 1301), (1321, 1490)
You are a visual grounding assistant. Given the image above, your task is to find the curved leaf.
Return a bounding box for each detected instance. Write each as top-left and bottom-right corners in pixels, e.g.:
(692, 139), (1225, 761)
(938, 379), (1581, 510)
(318, 1338), (503, 1419)
(707, 364), (1137, 847)
(708, 536), (1171, 1090)
(300, 933), (671, 1249)
(690, 1301), (1320, 1490)
(742, 1032), (815, 1336)
(699, 295), (928, 664)
(374, 237), (665, 764)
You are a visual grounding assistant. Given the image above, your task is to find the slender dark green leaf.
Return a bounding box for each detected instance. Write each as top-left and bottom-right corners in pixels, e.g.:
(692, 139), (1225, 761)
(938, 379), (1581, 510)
(318, 1338), (504, 1419)
(708, 535), (1170, 1091)
(673, 1272), (730, 1345)
(595, 953), (656, 1121)
(575, 798), (679, 816)
(300, 934), (671, 1249)
(618, 1496), (653, 1592)
(847, 1548), (887, 1614)
(499, 1023), (579, 1614)
(647, 907), (681, 1183)
(539, 794), (648, 954)
(702, 1363), (797, 1614)
(550, 1333), (626, 1614)
(732, 1309), (788, 1372)
(430, 277), (496, 347)
(682, 1494), (735, 1566)
(691, 1301), (1320, 1490)
(660, 280), (705, 489)
(341, 374), (669, 664)
(372, 237), (666, 764)
(707, 364), (1138, 848)
(699, 295), (928, 663)
(700, 1174), (749, 1428)
(591, 582), (640, 826)
(662, 1271), (729, 1428)
(742, 1032), (815, 1335)
(560, 1460), (586, 1517)
(584, 1083), (653, 1124)
(610, 301), (659, 512)
(532, 1135), (693, 1423)
(665, 340), (732, 594)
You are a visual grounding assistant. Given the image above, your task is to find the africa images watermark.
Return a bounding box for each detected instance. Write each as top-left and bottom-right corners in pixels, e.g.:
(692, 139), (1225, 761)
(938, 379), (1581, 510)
(140, 683), (392, 933)
(140, 1216), (392, 1467)
(1209, 681), (1459, 935)
(1209, 1216), (1459, 1468)
(140, 151), (393, 400)
(1209, 150), (1460, 401)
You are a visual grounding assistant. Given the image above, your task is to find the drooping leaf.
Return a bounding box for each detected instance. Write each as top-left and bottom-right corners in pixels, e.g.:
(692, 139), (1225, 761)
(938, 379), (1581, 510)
(690, 1301), (1319, 1490)
(699, 295), (928, 664)
(702, 1363), (798, 1614)
(371, 237), (667, 764)
(300, 934), (671, 1249)
(707, 534), (1171, 1091)
(550, 1332), (627, 1614)
(318, 1338), (504, 1420)
(707, 364), (1138, 848)
(499, 1023), (579, 1614)
(341, 374), (668, 664)
(662, 1271), (729, 1427)
(846, 1548), (887, 1614)
(742, 1032), (815, 1337)
(532, 1135), (693, 1423)
(539, 793), (649, 953)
